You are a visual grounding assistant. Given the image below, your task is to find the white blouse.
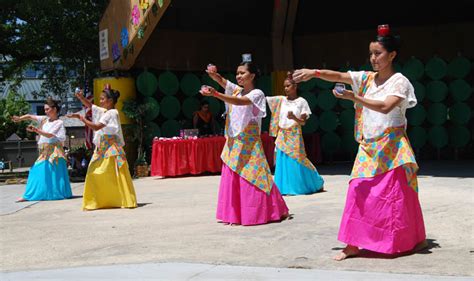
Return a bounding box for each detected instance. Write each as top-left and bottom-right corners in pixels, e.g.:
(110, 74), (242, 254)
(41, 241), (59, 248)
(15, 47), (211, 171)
(349, 71), (417, 139)
(35, 116), (66, 144)
(224, 81), (266, 137)
(92, 105), (124, 147)
(267, 96), (311, 129)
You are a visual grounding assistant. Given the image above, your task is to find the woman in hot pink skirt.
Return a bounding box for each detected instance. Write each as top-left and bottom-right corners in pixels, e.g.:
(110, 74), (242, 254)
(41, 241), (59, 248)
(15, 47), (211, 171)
(293, 25), (426, 260)
(201, 60), (289, 226)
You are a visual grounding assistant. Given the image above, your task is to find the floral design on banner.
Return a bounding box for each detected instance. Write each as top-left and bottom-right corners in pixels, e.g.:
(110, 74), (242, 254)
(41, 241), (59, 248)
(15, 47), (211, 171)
(137, 26), (145, 39)
(132, 5), (140, 26)
(121, 28), (129, 48)
(152, 3), (158, 16)
(139, 0), (149, 11)
(112, 43), (120, 62)
(128, 44), (134, 54)
(158, 0), (163, 8)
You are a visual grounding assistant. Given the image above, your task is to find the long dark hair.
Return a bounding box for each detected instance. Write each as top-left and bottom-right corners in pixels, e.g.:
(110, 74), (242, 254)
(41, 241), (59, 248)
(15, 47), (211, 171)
(373, 25), (401, 61)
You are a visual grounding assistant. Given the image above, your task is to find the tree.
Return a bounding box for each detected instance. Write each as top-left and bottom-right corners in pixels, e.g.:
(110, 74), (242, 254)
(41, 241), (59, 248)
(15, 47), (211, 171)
(0, 0), (109, 99)
(0, 91), (33, 140)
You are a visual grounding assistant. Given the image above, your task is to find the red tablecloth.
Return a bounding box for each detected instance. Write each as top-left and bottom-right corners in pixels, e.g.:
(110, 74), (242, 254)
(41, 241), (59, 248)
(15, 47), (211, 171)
(150, 133), (321, 177)
(150, 136), (226, 177)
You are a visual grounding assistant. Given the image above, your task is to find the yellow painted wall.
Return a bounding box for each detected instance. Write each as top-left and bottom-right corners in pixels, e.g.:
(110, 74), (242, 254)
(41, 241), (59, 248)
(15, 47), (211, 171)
(93, 77), (136, 124)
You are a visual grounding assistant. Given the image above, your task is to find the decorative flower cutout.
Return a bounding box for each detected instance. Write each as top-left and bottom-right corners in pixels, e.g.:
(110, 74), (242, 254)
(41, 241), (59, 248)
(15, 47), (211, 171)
(121, 27), (129, 48)
(138, 26), (145, 39)
(139, 0), (149, 10)
(132, 5), (140, 26)
(112, 43), (120, 62)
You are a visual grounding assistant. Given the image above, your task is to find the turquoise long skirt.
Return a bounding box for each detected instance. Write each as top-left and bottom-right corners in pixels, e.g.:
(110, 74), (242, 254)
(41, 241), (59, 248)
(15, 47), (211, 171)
(274, 148), (324, 195)
(23, 159), (72, 201)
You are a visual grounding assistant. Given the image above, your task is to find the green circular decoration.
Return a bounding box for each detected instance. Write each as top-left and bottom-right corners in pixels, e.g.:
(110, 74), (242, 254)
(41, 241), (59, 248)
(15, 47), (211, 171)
(340, 109), (355, 130)
(342, 130), (358, 153)
(143, 97), (160, 122)
(182, 97), (201, 119)
(448, 125), (471, 148)
(144, 122), (161, 145)
(406, 104), (426, 126)
(224, 73), (237, 84)
(161, 119), (181, 137)
(136, 71), (158, 96)
(180, 73), (201, 96)
(302, 114), (319, 134)
(203, 96), (222, 117)
(257, 75), (272, 95)
(315, 78), (333, 90)
(402, 57), (424, 80)
(427, 103), (447, 125)
(298, 79), (317, 92)
(338, 65), (355, 72)
(428, 126), (448, 148)
(322, 131), (341, 153)
(448, 56), (471, 79)
(359, 63), (373, 71)
(407, 126), (427, 149)
(394, 62), (403, 73)
(317, 89), (337, 110)
(449, 79), (472, 102)
(160, 96), (181, 119)
(299, 92), (317, 110)
(158, 71), (179, 95)
(339, 98), (354, 109)
(319, 111), (338, 132)
(412, 81), (426, 102)
(448, 103), (471, 125)
(201, 73), (220, 90)
(425, 57), (447, 80)
(426, 80), (448, 102)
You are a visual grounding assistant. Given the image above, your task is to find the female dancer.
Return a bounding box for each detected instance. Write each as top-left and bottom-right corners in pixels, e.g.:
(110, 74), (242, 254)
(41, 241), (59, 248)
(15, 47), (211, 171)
(68, 86), (137, 210)
(12, 98), (72, 201)
(293, 25), (426, 260)
(266, 72), (324, 195)
(202, 61), (289, 226)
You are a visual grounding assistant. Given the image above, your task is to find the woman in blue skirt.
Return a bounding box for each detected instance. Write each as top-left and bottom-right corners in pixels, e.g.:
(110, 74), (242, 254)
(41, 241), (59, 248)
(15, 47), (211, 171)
(12, 98), (72, 202)
(266, 72), (324, 195)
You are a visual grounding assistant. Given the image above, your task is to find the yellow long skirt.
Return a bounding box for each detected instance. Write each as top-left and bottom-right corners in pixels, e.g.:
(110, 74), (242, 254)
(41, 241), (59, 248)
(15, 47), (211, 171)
(82, 156), (137, 210)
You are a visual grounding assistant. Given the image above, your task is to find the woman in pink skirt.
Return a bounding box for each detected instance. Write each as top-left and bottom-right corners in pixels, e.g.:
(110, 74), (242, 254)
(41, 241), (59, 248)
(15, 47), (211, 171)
(201, 60), (289, 226)
(293, 25), (426, 260)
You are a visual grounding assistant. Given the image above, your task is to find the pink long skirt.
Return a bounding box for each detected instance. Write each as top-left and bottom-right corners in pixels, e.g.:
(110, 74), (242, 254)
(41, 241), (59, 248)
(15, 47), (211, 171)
(216, 164), (289, 226)
(338, 166), (426, 254)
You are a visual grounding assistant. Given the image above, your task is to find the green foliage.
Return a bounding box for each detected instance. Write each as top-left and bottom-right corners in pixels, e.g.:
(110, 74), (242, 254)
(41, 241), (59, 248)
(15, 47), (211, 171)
(122, 98), (149, 164)
(0, 91), (33, 140)
(1, 0), (109, 97)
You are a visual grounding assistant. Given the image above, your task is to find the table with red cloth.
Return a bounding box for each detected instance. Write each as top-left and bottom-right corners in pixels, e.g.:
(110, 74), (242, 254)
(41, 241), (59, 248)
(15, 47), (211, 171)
(150, 133), (321, 177)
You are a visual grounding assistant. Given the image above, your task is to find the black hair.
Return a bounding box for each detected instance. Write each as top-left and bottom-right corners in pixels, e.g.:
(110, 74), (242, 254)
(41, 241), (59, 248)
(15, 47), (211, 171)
(373, 27), (401, 61)
(285, 70), (297, 85)
(103, 88), (121, 104)
(201, 100), (209, 106)
(238, 61), (261, 85)
(45, 97), (60, 114)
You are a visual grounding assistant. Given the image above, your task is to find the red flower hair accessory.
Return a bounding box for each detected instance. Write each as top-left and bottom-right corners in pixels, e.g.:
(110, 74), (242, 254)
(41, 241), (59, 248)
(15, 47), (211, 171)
(377, 24), (390, 37)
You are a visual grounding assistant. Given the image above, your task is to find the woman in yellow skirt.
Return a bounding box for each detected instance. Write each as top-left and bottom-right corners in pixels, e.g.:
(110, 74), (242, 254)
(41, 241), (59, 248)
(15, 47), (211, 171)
(68, 86), (137, 210)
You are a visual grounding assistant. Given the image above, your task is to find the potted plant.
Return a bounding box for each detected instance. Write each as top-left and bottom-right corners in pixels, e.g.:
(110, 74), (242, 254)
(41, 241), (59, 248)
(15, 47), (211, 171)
(122, 99), (149, 177)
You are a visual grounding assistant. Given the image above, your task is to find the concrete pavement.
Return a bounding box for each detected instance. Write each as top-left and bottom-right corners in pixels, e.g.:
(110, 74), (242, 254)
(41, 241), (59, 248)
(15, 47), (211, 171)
(1, 160), (473, 279)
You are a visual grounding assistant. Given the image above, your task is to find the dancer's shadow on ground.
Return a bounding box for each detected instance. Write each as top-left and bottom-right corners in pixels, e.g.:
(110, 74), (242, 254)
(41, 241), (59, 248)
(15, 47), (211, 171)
(331, 239), (440, 259)
(137, 203), (152, 208)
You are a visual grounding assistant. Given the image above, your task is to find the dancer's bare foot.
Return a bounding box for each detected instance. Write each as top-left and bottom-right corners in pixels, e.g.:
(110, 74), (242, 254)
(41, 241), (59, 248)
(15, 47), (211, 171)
(412, 239), (429, 253)
(333, 245), (360, 261)
(15, 197), (26, 203)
